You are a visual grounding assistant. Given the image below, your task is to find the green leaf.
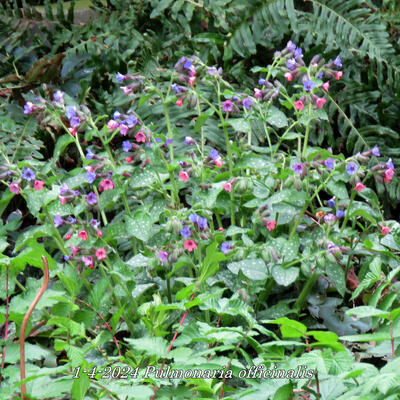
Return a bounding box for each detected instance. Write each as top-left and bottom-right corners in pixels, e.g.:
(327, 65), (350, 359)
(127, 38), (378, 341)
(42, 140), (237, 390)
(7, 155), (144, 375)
(53, 134), (75, 162)
(326, 180), (349, 199)
(267, 106), (288, 128)
(150, 0), (175, 18)
(71, 373), (90, 400)
(194, 113), (213, 132)
(99, 188), (124, 210)
(271, 264), (299, 287)
(326, 261), (346, 296)
(88, 278), (109, 310)
(346, 306), (390, 319)
(227, 258), (267, 280)
(229, 118), (251, 133)
(126, 211), (152, 242)
(126, 253), (149, 268)
(125, 337), (169, 358)
(270, 317), (307, 338)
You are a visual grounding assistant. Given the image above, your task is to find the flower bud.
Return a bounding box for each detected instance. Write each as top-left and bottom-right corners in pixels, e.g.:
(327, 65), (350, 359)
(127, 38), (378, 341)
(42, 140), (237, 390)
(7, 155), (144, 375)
(261, 249), (270, 263)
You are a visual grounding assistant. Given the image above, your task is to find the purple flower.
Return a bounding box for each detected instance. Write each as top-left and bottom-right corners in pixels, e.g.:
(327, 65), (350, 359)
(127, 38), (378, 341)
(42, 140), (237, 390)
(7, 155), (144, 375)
(346, 162), (358, 175)
(90, 218), (100, 228)
(181, 226), (191, 238)
(286, 41), (297, 52)
(171, 83), (181, 93)
(183, 60), (193, 69)
(86, 148), (95, 160)
(209, 149), (219, 160)
(336, 210), (345, 218)
(86, 192), (97, 205)
(70, 116), (81, 128)
(317, 72), (324, 79)
(24, 102), (34, 114)
(386, 158), (394, 169)
(372, 145), (380, 157)
(82, 256), (93, 267)
(113, 111), (121, 120)
(286, 58), (296, 70)
(304, 79), (315, 92)
(125, 114), (138, 127)
(333, 56), (342, 67)
(328, 242), (341, 255)
(197, 217), (208, 230)
(221, 242), (231, 254)
(122, 141), (132, 152)
(86, 171), (97, 184)
(242, 97), (252, 110)
(324, 213), (336, 223)
(53, 90), (64, 102)
(116, 72), (126, 83)
(22, 168), (35, 181)
(158, 251), (169, 265)
(185, 136), (195, 145)
(165, 139), (173, 145)
(258, 78), (266, 85)
(327, 197), (335, 208)
(189, 213), (198, 223)
(222, 100), (234, 112)
(74, 190), (80, 197)
(60, 183), (69, 195)
(63, 255), (70, 261)
(207, 67), (222, 76)
(65, 105), (77, 120)
(120, 124), (129, 136)
(294, 47), (303, 58)
(324, 158), (334, 170)
(68, 216), (77, 224)
(293, 163), (303, 174)
(53, 215), (64, 228)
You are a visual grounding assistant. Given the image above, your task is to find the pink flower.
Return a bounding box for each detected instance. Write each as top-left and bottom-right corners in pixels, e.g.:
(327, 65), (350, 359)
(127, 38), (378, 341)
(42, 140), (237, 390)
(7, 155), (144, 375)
(284, 72), (293, 81)
(135, 131), (146, 143)
(120, 86), (132, 95)
(9, 182), (20, 194)
(322, 81), (330, 92)
(354, 182), (366, 192)
(184, 239), (197, 252)
(223, 182), (232, 192)
(126, 156), (133, 163)
(267, 220), (276, 231)
(188, 76), (196, 87)
(96, 230), (103, 237)
(82, 255), (94, 268)
(78, 230), (88, 240)
(179, 171), (189, 182)
(119, 124), (129, 136)
(335, 71), (343, 80)
(315, 97), (326, 108)
(176, 98), (183, 106)
(381, 226), (390, 235)
(254, 88), (263, 99)
(65, 233), (72, 240)
(68, 127), (76, 137)
(34, 180), (45, 191)
(214, 157), (223, 168)
(99, 178), (114, 191)
(96, 248), (107, 261)
(70, 246), (79, 256)
(107, 120), (119, 131)
(59, 195), (67, 205)
(218, 227), (224, 231)
(384, 168), (394, 183)
(294, 100), (304, 111)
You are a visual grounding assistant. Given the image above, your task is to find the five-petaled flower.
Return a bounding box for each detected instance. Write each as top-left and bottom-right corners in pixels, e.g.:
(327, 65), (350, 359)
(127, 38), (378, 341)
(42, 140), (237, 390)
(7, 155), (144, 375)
(158, 251), (169, 265)
(99, 179), (114, 191)
(82, 256), (94, 268)
(184, 239), (197, 252)
(22, 168), (35, 181)
(10, 182), (20, 194)
(381, 226), (390, 235)
(179, 171), (189, 182)
(135, 131), (146, 143)
(293, 163), (304, 174)
(294, 100), (304, 111)
(96, 248), (107, 261)
(322, 82), (330, 92)
(384, 168), (394, 183)
(221, 242), (231, 254)
(354, 182), (366, 192)
(78, 230), (88, 240)
(316, 97), (326, 108)
(222, 100), (234, 113)
(86, 191), (98, 205)
(34, 180), (45, 191)
(346, 162), (358, 175)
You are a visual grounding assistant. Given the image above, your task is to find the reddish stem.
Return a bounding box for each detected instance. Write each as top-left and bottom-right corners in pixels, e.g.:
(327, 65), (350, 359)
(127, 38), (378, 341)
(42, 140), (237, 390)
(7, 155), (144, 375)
(0, 265), (10, 378)
(389, 314), (395, 359)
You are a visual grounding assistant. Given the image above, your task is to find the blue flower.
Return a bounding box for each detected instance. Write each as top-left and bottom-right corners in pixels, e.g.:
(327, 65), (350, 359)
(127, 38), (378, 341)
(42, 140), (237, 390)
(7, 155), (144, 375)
(113, 111), (121, 120)
(165, 139), (173, 145)
(286, 58), (296, 70)
(258, 78), (266, 85)
(122, 141), (132, 152)
(90, 218), (100, 228)
(185, 136), (195, 145)
(125, 114), (138, 127)
(327, 197), (335, 208)
(183, 60), (193, 69)
(53, 90), (64, 102)
(22, 168), (35, 181)
(69, 116), (81, 128)
(60, 183), (69, 195)
(181, 226), (191, 238)
(286, 41), (297, 52)
(86, 171), (97, 184)
(333, 56), (342, 67)
(221, 242), (231, 254)
(53, 215), (64, 228)
(304, 79), (315, 92)
(116, 72), (126, 83)
(372, 145), (380, 157)
(324, 158), (334, 170)
(65, 105), (77, 120)
(317, 72), (324, 79)
(293, 163), (303, 174)
(386, 158), (394, 169)
(189, 213), (198, 223)
(242, 97), (252, 110)
(86, 192), (98, 205)
(346, 162), (358, 175)
(68, 216), (77, 224)
(294, 47), (303, 58)
(23, 102), (34, 114)
(63, 255), (70, 261)
(197, 217), (208, 230)
(86, 148), (95, 160)
(336, 210), (345, 218)
(171, 83), (181, 93)
(209, 149), (219, 160)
